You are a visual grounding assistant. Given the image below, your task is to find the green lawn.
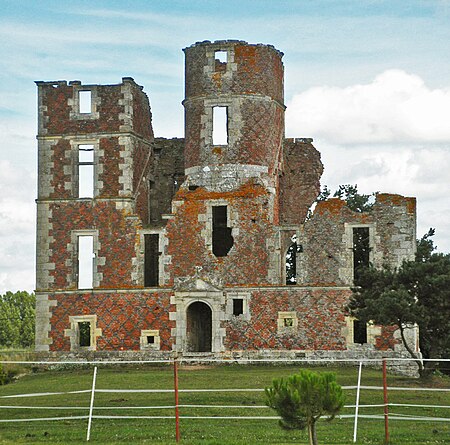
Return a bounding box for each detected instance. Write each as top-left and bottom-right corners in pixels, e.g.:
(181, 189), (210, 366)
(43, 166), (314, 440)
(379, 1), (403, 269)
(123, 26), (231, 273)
(0, 364), (448, 444)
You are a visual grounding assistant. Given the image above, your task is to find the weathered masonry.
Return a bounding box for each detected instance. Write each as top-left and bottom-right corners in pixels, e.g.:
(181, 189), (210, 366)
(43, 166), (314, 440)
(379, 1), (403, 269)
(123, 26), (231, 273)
(35, 40), (419, 361)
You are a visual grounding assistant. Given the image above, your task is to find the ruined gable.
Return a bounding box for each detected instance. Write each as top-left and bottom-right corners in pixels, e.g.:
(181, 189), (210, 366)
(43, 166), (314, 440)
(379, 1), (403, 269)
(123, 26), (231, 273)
(279, 138), (323, 225)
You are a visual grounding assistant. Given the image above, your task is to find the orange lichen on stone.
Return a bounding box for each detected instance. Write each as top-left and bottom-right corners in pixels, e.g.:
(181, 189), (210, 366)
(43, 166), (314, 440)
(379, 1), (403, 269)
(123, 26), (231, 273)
(177, 181), (267, 202)
(212, 71), (222, 88)
(314, 198), (346, 215)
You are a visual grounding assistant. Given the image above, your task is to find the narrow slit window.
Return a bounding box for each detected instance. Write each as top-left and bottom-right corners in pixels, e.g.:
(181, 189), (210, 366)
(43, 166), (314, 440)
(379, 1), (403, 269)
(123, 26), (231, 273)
(78, 235), (94, 289)
(353, 227), (370, 281)
(232, 298), (243, 316)
(144, 234), (159, 287)
(286, 236), (303, 285)
(78, 321), (91, 347)
(79, 90), (92, 113)
(148, 180), (157, 223)
(212, 205), (233, 257)
(78, 144), (94, 198)
(212, 106), (228, 145)
(353, 320), (368, 344)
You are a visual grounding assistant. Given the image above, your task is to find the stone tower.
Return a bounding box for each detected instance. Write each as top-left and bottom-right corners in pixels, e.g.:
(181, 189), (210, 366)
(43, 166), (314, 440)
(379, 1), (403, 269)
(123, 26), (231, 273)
(34, 78), (155, 351)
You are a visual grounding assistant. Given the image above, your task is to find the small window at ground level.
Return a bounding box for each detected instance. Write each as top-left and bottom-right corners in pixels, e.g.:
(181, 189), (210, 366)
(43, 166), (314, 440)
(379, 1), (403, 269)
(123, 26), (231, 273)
(146, 335), (155, 345)
(79, 90), (92, 113)
(232, 299), (243, 316)
(78, 321), (91, 347)
(353, 319), (368, 344)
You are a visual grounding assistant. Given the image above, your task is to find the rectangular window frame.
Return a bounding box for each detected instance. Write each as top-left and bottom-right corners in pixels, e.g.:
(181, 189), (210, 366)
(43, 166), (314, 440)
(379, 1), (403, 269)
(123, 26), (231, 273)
(226, 292), (251, 321)
(72, 230), (99, 289)
(140, 329), (161, 350)
(77, 234), (94, 289)
(64, 315), (101, 351)
(77, 144), (95, 199)
(212, 106), (228, 146)
(144, 233), (160, 287)
(78, 90), (92, 114)
(345, 224), (375, 284)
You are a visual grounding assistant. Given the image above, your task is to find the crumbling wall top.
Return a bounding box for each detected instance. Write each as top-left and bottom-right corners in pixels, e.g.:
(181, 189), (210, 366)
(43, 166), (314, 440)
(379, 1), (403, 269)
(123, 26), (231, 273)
(183, 40), (284, 58)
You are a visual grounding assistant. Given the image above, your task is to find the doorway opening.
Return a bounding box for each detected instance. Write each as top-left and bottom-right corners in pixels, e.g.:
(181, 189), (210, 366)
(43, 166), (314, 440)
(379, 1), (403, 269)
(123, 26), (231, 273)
(186, 302), (212, 352)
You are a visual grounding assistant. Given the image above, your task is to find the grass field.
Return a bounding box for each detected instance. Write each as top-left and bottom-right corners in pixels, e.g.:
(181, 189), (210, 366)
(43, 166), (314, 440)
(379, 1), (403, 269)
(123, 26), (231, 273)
(0, 363), (448, 444)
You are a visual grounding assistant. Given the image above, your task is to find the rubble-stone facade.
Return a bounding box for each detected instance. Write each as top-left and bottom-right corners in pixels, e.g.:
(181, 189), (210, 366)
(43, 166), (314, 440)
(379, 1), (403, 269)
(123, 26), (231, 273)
(35, 40), (419, 362)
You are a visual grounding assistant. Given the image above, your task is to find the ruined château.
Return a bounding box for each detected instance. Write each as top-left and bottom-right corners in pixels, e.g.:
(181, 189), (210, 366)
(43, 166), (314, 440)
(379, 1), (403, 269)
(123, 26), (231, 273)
(35, 40), (418, 360)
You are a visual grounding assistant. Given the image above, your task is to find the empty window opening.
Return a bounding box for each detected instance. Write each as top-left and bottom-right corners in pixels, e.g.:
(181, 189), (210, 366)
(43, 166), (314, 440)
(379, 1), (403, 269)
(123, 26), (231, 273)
(144, 234), (159, 287)
(212, 106), (228, 145)
(215, 50), (227, 63)
(215, 50), (227, 72)
(79, 90), (92, 113)
(78, 321), (91, 347)
(186, 302), (212, 352)
(146, 335), (155, 345)
(286, 235), (303, 285)
(212, 205), (234, 257)
(78, 235), (94, 289)
(284, 318), (294, 327)
(232, 298), (244, 316)
(78, 144), (94, 198)
(353, 319), (368, 344)
(353, 227), (370, 281)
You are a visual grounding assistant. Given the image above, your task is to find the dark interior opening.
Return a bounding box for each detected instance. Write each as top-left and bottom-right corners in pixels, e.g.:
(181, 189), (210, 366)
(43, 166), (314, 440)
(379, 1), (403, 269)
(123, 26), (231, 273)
(186, 302), (212, 352)
(212, 206), (234, 257)
(78, 321), (91, 347)
(286, 241), (302, 285)
(353, 227), (370, 281)
(353, 319), (368, 344)
(147, 335), (155, 344)
(232, 298), (244, 316)
(144, 234), (159, 287)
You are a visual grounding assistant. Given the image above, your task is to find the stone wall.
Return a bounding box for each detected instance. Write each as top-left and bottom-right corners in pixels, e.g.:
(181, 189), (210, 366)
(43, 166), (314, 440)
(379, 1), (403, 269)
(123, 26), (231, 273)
(301, 194), (416, 286)
(279, 138), (323, 225)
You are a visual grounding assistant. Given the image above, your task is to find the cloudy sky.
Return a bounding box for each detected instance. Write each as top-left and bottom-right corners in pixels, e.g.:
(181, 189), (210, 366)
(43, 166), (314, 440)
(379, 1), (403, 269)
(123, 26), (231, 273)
(1, 0), (449, 293)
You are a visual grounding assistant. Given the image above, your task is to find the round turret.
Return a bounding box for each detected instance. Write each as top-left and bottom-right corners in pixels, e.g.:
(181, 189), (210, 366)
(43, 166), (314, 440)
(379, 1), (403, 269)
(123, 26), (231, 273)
(183, 40), (285, 176)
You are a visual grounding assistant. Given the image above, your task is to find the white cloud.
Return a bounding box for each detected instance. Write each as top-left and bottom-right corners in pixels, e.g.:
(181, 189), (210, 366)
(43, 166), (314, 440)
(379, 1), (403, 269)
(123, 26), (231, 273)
(285, 70), (450, 253)
(0, 160), (36, 294)
(286, 70), (450, 144)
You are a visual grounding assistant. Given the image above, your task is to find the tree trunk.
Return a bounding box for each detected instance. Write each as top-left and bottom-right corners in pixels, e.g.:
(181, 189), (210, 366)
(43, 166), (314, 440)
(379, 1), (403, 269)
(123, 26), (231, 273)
(307, 419), (318, 445)
(399, 323), (424, 377)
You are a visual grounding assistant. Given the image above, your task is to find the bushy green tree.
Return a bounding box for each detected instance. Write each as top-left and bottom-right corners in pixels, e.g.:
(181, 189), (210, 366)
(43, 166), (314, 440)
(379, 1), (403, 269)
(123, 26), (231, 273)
(0, 291), (35, 348)
(349, 230), (450, 377)
(265, 369), (344, 445)
(316, 184), (376, 213)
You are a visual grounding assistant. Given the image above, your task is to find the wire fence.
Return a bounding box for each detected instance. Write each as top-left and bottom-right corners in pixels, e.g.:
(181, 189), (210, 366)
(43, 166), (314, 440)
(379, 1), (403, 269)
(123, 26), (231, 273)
(0, 357), (449, 443)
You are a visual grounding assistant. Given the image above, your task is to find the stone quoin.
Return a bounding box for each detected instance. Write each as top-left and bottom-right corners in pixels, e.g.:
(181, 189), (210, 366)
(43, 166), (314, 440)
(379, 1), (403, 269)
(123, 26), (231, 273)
(35, 40), (419, 364)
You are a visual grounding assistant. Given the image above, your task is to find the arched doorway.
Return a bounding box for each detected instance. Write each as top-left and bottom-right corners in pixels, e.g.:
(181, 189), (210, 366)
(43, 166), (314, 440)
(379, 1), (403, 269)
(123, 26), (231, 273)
(186, 302), (212, 352)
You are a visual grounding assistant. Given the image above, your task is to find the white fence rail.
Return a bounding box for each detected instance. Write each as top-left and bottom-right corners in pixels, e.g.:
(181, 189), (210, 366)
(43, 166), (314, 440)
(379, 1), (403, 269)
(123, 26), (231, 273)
(0, 357), (449, 443)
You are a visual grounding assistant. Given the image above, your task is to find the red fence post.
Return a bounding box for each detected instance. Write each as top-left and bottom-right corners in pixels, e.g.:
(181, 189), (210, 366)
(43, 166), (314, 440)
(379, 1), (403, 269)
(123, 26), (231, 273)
(174, 358), (180, 443)
(382, 358), (390, 444)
